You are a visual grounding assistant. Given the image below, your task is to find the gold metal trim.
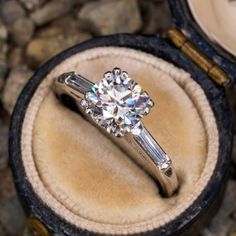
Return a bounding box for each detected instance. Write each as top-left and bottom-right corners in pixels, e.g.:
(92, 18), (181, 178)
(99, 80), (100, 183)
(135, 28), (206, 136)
(167, 28), (230, 86)
(27, 217), (50, 236)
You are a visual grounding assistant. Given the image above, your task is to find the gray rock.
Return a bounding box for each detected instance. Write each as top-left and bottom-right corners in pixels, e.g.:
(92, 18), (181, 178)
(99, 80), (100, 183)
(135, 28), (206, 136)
(140, 0), (172, 34)
(1, 66), (33, 114)
(228, 225), (236, 236)
(26, 13), (91, 67)
(0, 61), (8, 92)
(0, 60), (7, 77)
(0, 123), (8, 170)
(0, 168), (16, 205)
(30, 0), (78, 26)
(0, 0), (26, 25)
(26, 27), (91, 67)
(0, 197), (26, 236)
(0, 21), (8, 41)
(8, 47), (24, 67)
(229, 232), (236, 236)
(0, 42), (8, 92)
(9, 17), (35, 46)
(0, 41), (8, 61)
(201, 180), (236, 236)
(36, 25), (65, 38)
(78, 0), (142, 35)
(20, 0), (46, 11)
(37, 14), (81, 37)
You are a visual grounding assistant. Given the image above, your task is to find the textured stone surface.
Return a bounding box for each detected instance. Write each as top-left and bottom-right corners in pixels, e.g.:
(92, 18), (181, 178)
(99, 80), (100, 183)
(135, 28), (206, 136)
(8, 47), (25, 67)
(0, 197), (26, 236)
(0, 123), (8, 171)
(26, 14), (91, 68)
(9, 17), (35, 46)
(26, 29), (91, 67)
(20, 0), (46, 11)
(229, 232), (236, 236)
(78, 0), (142, 35)
(0, 64), (8, 92)
(1, 66), (33, 114)
(0, 169), (16, 204)
(0, 55), (7, 90)
(0, 1), (26, 25)
(0, 42), (8, 92)
(30, 0), (78, 26)
(0, 21), (8, 41)
(0, 42), (8, 61)
(140, 0), (172, 34)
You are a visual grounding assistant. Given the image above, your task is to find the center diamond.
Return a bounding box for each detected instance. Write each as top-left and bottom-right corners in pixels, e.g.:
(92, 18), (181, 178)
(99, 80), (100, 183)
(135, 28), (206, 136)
(81, 68), (154, 137)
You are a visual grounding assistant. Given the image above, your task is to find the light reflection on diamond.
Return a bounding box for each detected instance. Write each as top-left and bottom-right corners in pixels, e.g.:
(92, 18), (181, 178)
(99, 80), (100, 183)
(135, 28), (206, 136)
(82, 68), (154, 137)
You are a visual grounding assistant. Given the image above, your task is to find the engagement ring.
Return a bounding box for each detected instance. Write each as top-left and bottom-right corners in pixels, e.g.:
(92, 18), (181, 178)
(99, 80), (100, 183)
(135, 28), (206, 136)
(54, 68), (178, 196)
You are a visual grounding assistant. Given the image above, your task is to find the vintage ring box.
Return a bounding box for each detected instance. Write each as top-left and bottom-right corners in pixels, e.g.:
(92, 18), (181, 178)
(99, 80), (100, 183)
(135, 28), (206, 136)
(9, 1), (236, 235)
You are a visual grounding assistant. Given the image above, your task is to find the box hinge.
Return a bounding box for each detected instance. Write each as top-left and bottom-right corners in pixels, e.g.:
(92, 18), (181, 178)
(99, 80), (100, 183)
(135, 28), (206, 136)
(167, 28), (230, 86)
(26, 217), (50, 236)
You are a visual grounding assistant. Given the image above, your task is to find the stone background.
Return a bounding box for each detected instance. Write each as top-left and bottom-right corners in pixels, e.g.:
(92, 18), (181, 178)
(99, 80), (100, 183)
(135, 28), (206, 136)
(0, 0), (235, 235)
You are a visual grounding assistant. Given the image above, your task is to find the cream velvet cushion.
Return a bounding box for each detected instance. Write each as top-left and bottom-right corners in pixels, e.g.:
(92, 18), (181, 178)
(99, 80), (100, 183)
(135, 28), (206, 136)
(21, 47), (218, 235)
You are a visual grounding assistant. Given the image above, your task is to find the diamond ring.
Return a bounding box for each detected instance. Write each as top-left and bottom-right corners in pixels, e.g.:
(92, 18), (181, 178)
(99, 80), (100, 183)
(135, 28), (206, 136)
(54, 68), (178, 196)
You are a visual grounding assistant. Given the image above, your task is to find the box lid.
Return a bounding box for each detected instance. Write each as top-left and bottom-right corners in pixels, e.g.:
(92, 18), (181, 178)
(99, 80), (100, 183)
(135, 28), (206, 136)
(168, 0), (236, 85)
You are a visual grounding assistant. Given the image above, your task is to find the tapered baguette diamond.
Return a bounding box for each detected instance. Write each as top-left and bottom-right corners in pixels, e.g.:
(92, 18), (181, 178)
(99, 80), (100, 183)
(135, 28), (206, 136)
(82, 68), (154, 137)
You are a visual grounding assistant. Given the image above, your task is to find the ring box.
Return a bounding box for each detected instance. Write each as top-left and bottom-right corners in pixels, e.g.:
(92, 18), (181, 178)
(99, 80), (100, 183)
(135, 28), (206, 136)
(9, 1), (235, 235)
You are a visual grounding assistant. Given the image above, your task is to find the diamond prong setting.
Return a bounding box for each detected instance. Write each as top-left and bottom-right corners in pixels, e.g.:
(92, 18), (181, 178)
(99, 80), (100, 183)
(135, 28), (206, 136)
(81, 68), (154, 137)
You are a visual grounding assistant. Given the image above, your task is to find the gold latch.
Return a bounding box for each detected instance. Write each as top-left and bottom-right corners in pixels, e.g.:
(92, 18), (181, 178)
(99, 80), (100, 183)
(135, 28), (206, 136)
(167, 28), (230, 86)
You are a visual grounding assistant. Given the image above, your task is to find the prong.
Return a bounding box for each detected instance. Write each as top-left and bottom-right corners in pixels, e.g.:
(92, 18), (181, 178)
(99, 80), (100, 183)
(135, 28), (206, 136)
(85, 107), (93, 115)
(124, 126), (131, 133)
(159, 159), (172, 172)
(85, 92), (91, 99)
(144, 107), (150, 115)
(80, 99), (88, 108)
(114, 131), (123, 138)
(122, 71), (129, 79)
(148, 99), (154, 107)
(113, 67), (121, 76)
(104, 71), (112, 79)
(142, 91), (149, 97)
(96, 119), (107, 128)
(106, 126), (111, 133)
(164, 167), (173, 177)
